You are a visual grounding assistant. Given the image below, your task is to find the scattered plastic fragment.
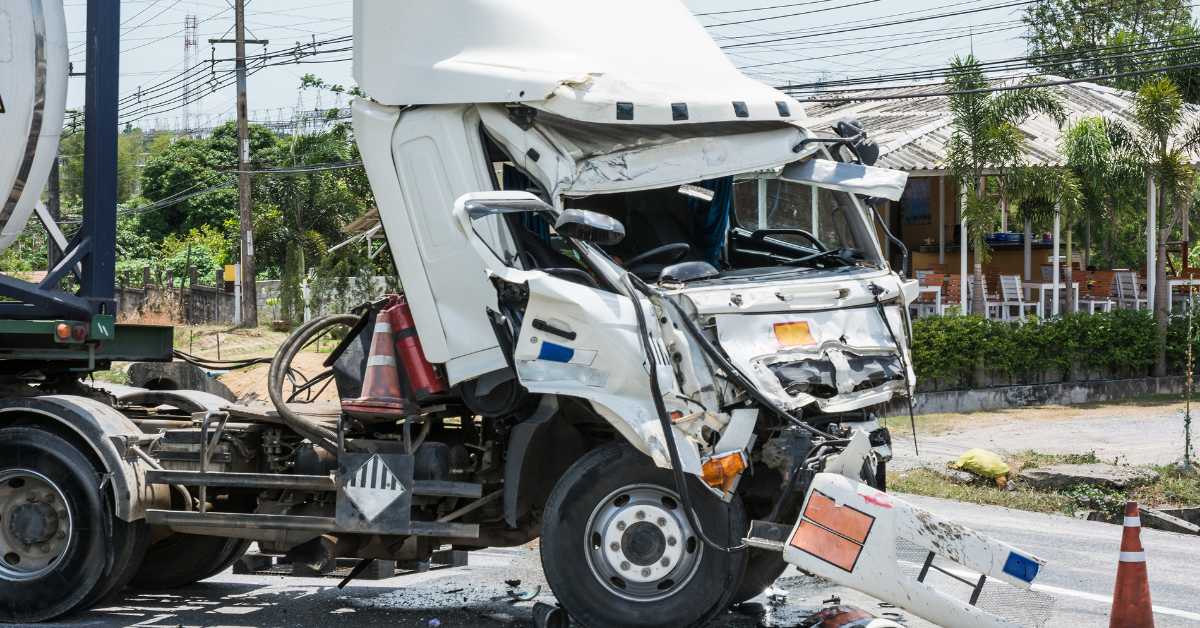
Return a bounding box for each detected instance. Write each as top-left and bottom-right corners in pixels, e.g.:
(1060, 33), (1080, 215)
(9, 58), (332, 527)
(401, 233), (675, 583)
(949, 448), (1010, 486)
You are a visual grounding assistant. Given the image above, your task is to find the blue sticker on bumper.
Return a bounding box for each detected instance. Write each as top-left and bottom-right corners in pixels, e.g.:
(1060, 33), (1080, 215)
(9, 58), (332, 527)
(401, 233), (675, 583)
(1002, 551), (1039, 583)
(538, 341), (575, 363)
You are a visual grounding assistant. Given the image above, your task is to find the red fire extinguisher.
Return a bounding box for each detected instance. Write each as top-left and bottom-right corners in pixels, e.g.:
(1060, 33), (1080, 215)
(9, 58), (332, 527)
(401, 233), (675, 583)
(384, 294), (448, 400)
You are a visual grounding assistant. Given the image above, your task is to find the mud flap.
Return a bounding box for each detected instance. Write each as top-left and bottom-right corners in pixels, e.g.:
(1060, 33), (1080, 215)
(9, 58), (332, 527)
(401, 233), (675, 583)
(746, 473), (1051, 628)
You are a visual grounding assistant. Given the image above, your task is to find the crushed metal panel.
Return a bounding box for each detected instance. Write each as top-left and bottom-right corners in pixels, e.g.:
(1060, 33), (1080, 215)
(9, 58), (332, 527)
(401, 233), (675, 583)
(780, 159), (910, 202)
(779, 473), (1051, 628)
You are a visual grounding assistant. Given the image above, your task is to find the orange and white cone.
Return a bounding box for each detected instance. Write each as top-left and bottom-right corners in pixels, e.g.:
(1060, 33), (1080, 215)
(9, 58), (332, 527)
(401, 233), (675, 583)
(1109, 501), (1154, 628)
(341, 314), (412, 418)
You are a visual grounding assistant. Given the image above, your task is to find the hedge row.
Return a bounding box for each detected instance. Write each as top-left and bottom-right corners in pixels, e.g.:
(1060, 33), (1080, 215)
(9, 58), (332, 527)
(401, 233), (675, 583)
(910, 310), (1200, 391)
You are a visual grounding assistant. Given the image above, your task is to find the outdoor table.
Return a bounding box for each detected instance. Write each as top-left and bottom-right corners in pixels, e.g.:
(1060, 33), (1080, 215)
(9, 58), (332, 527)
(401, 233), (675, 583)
(1023, 281), (1079, 319)
(1167, 277), (1200, 312)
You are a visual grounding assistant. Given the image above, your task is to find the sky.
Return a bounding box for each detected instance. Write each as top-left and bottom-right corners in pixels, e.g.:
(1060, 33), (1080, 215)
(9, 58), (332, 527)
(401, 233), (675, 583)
(57, 0), (1147, 131)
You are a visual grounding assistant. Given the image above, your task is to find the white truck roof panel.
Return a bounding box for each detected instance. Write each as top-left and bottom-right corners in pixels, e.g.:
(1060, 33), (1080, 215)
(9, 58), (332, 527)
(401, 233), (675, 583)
(353, 0), (805, 126)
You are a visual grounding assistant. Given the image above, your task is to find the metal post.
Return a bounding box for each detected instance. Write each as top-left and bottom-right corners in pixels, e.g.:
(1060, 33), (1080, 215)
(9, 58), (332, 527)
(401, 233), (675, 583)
(1052, 203), (1061, 317)
(80, 0), (119, 316)
(938, 176), (945, 265)
(810, 185), (819, 236)
(1148, 177), (1157, 310)
(234, 0), (257, 327)
(47, 158), (60, 268)
(756, 178), (767, 229)
(1024, 216), (1032, 281)
(233, 263), (242, 326)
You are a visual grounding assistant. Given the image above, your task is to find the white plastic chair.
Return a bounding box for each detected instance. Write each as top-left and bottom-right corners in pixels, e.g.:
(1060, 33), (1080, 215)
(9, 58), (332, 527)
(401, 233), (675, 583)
(966, 278), (1002, 319)
(999, 275), (1037, 322)
(1114, 271), (1148, 310)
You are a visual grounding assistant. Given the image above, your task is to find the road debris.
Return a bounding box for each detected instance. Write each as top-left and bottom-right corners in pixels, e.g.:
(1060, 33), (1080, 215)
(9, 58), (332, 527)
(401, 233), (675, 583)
(949, 448), (1010, 487)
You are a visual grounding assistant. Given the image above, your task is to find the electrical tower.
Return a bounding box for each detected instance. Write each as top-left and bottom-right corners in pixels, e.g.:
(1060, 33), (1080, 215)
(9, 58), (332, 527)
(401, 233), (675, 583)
(182, 14), (198, 135)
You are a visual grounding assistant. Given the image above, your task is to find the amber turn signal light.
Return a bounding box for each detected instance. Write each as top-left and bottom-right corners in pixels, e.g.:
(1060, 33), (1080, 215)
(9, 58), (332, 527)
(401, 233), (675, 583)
(773, 321), (815, 347)
(701, 451), (748, 492)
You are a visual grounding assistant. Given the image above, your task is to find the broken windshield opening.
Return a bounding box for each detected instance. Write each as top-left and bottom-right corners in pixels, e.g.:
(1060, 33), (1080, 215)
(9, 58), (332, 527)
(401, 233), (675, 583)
(730, 176), (883, 269)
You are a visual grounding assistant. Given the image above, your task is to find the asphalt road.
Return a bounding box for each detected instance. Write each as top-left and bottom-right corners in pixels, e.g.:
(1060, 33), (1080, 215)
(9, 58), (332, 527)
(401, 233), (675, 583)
(47, 495), (1198, 628)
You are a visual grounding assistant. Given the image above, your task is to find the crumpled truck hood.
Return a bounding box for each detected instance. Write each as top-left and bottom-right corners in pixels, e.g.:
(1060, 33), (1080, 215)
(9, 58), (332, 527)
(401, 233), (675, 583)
(353, 0), (803, 126)
(675, 270), (914, 414)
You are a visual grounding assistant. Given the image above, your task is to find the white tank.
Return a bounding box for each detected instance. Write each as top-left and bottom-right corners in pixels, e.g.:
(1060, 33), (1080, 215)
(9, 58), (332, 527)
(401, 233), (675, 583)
(0, 0), (68, 254)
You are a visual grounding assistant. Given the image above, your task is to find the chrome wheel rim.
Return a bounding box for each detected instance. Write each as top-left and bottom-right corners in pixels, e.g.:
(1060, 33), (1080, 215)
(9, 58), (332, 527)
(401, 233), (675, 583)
(584, 484), (702, 602)
(0, 469), (73, 581)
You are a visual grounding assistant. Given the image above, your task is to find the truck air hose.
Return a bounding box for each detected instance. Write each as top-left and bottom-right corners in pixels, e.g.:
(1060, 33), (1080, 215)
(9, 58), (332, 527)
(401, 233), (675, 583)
(268, 313), (361, 453)
(621, 273), (746, 554)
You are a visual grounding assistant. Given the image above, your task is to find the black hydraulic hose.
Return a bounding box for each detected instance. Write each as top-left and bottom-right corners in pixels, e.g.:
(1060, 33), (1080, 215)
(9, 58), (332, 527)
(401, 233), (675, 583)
(869, 283), (919, 456)
(621, 274), (746, 554)
(267, 314), (361, 453)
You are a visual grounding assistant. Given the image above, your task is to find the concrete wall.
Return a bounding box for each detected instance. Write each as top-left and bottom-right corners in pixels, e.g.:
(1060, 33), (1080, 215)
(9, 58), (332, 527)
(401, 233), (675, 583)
(883, 376), (1188, 416)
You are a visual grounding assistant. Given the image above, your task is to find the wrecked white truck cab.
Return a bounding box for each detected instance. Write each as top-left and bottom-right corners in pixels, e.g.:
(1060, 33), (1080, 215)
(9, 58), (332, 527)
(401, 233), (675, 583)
(351, 1), (1049, 626)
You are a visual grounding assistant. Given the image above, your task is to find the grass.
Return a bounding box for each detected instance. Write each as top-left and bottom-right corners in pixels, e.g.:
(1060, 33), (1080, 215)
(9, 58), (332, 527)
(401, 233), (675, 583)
(890, 451), (1200, 517)
(889, 468), (1073, 513)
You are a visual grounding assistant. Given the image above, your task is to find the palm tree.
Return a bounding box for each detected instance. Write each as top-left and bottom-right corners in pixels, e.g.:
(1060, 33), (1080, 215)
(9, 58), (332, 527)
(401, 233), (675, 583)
(945, 55), (1065, 314)
(1006, 165), (1082, 311)
(1128, 78), (1200, 376)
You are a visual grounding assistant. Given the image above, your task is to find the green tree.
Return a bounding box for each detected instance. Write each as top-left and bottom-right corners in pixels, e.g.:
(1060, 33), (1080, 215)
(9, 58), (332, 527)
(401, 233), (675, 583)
(944, 55), (1065, 313)
(1127, 78), (1200, 375)
(1022, 0), (1200, 101)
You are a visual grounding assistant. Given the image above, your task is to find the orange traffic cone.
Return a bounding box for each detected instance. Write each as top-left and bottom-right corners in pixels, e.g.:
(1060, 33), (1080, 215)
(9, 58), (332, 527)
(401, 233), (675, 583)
(1109, 501), (1154, 628)
(341, 314), (413, 418)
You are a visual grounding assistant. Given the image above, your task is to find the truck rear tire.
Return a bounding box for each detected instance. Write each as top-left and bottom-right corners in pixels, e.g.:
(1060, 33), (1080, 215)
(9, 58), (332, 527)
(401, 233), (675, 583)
(0, 427), (144, 623)
(131, 534), (251, 590)
(541, 443), (748, 628)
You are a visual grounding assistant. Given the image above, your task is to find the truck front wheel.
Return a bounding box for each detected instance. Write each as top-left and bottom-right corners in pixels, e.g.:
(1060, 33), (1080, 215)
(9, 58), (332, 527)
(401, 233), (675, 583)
(541, 443), (747, 628)
(0, 427), (146, 623)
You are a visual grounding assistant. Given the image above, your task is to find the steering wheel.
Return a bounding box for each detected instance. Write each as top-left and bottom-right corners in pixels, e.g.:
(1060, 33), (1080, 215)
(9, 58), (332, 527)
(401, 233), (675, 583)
(749, 228), (826, 252)
(624, 242), (691, 269)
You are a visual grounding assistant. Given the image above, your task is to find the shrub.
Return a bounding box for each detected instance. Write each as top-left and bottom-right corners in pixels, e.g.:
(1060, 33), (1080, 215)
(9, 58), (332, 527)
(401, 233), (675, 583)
(911, 310), (1171, 390)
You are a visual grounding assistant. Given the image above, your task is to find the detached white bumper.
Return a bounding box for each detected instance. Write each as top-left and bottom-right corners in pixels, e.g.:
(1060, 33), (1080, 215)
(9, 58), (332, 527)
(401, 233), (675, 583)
(747, 473), (1051, 628)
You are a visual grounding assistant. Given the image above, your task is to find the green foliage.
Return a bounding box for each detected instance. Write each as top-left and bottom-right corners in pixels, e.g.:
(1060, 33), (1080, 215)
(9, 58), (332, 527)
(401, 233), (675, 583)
(1061, 483), (1128, 518)
(911, 310), (1164, 389)
(278, 241), (306, 326)
(157, 225), (232, 285)
(945, 55), (1065, 311)
(1022, 0), (1200, 102)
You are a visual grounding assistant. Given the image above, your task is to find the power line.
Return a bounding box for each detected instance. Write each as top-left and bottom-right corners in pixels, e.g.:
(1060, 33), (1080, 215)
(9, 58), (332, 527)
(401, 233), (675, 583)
(788, 60), (1200, 102)
(694, 0), (848, 17)
(737, 23), (1018, 69)
(720, 0), (1033, 48)
(776, 34), (1200, 92)
(701, 0), (883, 28)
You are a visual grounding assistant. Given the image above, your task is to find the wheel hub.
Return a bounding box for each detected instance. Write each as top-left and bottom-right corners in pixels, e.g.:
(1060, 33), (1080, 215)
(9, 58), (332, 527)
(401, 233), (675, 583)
(621, 521), (665, 566)
(8, 502), (59, 545)
(586, 484), (702, 602)
(0, 470), (72, 581)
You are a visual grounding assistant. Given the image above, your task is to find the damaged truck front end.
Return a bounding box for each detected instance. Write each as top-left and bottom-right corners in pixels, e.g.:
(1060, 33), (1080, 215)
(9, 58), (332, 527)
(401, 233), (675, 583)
(345, 1), (1052, 625)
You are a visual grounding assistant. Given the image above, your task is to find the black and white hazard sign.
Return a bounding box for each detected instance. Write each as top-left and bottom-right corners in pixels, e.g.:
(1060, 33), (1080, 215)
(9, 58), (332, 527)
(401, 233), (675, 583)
(343, 454), (406, 521)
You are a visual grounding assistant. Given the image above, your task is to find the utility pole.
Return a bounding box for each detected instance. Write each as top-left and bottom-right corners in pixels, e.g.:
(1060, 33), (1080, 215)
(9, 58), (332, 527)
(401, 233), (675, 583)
(210, 1), (267, 327)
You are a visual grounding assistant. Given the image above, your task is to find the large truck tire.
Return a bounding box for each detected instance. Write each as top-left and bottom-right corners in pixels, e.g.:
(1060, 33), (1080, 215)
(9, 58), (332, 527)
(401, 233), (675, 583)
(540, 443), (748, 628)
(0, 427), (146, 623)
(131, 534), (251, 590)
